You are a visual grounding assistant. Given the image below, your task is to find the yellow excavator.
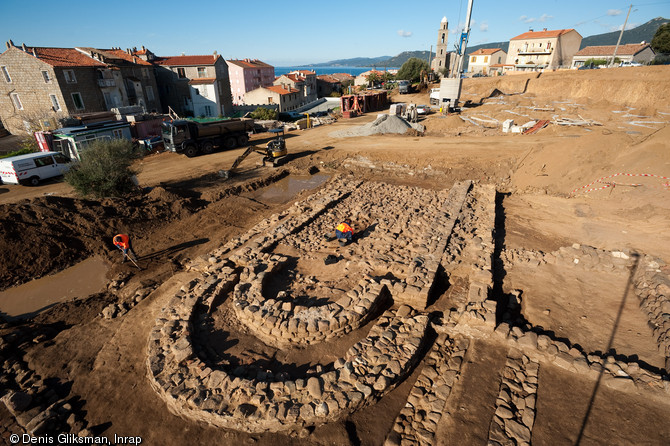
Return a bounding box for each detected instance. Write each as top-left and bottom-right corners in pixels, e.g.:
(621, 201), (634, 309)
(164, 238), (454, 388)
(222, 128), (288, 178)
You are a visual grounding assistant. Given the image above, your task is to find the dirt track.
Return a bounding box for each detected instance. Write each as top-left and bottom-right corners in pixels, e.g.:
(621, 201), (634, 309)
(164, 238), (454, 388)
(1, 66), (670, 445)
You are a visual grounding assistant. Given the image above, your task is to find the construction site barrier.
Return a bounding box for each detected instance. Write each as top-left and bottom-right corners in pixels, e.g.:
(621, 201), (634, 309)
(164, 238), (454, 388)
(570, 173), (670, 196)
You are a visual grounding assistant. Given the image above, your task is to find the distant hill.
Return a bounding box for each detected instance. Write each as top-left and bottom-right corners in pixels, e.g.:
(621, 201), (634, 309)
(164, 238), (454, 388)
(308, 17), (667, 69)
(307, 56), (391, 68)
(580, 16), (668, 48)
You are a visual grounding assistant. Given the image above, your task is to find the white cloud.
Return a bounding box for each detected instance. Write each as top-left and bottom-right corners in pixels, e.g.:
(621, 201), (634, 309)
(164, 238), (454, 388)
(611, 22), (638, 32)
(480, 22), (489, 32)
(520, 14), (553, 24)
(397, 29), (412, 37)
(607, 9), (622, 16)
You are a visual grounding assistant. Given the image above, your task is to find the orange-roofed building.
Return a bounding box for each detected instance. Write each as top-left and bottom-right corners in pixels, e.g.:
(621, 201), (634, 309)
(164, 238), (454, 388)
(226, 59), (274, 105)
(571, 43), (655, 68)
(506, 28), (582, 71)
(273, 70), (317, 105)
(0, 40), (161, 134)
(468, 48), (507, 75)
(244, 84), (302, 112)
(153, 52), (233, 118)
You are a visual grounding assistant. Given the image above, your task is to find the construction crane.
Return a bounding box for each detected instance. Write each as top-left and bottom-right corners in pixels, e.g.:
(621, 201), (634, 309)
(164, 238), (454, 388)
(439, 0), (474, 111)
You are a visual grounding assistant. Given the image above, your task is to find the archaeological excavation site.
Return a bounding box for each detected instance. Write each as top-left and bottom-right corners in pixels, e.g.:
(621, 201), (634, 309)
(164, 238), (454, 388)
(1, 67), (670, 445)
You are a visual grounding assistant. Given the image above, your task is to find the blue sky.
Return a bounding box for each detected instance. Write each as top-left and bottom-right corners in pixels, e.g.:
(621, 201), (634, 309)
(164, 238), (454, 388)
(1, 0), (668, 66)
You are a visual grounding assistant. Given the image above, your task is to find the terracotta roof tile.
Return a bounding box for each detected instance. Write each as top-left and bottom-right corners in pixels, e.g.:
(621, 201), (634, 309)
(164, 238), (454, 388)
(574, 43), (651, 57)
(511, 29), (578, 40)
(317, 74), (340, 83)
(189, 77), (217, 85)
(227, 58), (273, 69)
(23, 47), (106, 67)
(155, 55), (219, 66)
(266, 85), (299, 95)
(292, 69), (315, 76)
(471, 48), (504, 56)
(75, 47), (153, 66)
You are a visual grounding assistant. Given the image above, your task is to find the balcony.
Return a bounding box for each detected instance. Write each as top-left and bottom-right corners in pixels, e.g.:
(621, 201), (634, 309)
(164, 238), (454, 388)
(97, 78), (116, 87)
(518, 48), (553, 56)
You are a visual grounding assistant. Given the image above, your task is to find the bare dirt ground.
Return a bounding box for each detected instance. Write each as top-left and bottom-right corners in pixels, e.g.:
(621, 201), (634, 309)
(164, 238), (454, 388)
(1, 66), (669, 445)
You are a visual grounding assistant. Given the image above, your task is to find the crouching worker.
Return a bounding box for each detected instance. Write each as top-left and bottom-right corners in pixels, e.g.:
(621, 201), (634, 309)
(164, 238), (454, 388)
(113, 233), (139, 264)
(335, 219), (354, 246)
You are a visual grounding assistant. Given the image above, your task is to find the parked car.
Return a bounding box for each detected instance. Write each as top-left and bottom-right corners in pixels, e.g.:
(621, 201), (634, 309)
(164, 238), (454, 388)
(415, 105), (430, 115)
(279, 112), (306, 122)
(472, 72), (486, 78)
(620, 61), (643, 67)
(0, 151), (72, 186)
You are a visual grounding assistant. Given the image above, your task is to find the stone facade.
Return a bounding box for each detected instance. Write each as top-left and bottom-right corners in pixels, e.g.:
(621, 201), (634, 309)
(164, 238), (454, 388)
(0, 46), (105, 134)
(0, 43), (163, 135)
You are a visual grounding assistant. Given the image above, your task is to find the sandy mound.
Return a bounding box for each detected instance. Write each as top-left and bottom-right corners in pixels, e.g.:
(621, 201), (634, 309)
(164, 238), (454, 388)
(329, 114), (424, 137)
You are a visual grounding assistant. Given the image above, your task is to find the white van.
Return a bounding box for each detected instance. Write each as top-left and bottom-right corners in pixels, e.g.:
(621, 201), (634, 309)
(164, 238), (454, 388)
(0, 151), (72, 186)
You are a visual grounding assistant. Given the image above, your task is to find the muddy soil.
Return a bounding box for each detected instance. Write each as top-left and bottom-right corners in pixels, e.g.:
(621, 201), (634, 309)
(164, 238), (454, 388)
(1, 66), (669, 445)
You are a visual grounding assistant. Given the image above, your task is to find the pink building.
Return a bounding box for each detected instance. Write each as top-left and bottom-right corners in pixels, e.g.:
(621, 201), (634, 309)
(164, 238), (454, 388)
(226, 59), (274, 105)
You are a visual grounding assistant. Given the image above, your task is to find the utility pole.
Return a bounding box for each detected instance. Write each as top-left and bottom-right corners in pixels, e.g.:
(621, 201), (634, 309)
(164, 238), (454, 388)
(611, 4), (633, 67)
(428, 45), (433, 68)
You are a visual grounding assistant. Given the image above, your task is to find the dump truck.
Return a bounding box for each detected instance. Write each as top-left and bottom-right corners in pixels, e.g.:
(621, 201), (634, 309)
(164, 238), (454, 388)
(160, 118), (256, 157)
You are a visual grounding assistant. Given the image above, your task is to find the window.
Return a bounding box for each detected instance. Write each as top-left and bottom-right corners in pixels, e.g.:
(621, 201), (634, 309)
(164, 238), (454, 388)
(268, 97), (273, 104)
(112, 129), (124, 139)
(441, 33), (445, 44)
(34, 156), (55, 167)
(197, 67), (207, 78)
(177, 67), (186, 78)
(1, 66), (10, 82)
(142, 68), (149, 79)
(146, 86), (154, 101)
(50, 94), (61, 111)
(53, 153), (71, 164)
(484, 56), (489, 63)
(71, 92), (84, 110)
(42, 70), (51, 83)
(10, 93), (23, 110)
(64, 69), (76, 83)
(471, 56), (477, 63)
(204, 105), (212, 116)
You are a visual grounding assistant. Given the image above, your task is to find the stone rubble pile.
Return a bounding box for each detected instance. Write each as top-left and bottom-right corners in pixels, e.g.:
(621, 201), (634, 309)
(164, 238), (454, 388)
(502, 244), (635, 272)
(493, 322), (670, 394)
(147, 264), (430, 433)
(633, 255), (670, 371)
(488, 350), (539, 446)
(385, 333), (469, 446)
(0, 327), (88, 437)
(233, 252), (387, 347)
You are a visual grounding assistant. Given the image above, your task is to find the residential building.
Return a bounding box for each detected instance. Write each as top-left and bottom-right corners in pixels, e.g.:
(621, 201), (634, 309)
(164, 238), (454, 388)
(154, 53), (233, 118)
(76, 47), (161, 112)
(316, 75), (343, 97)
(506, 28), (582, 71)
(0, 40), (160, 135)
(571, 43), (655, 67)
(330, 73), (355, 83)
(244, 85), (302, 112)
(354, 70), (385, 87)
(226, 59), (274, 105)
(468, 48), (507, 75)
(273, 70), (317, 105)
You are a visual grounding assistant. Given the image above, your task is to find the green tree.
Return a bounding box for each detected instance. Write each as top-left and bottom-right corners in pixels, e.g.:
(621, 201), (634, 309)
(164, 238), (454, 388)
(651, 23), (670, 54)
(249, 107), (278, 120)
(65, 139), (140, 198)
(396, 58), (430, 83)
(367, 72), (380, 87)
